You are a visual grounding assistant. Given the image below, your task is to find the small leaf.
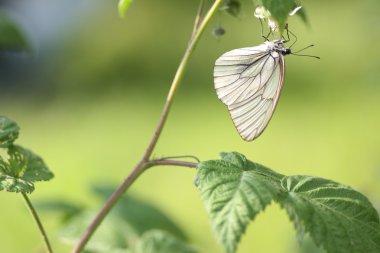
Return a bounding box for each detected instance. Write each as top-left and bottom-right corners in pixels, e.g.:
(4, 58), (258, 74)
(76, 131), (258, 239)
(118, 0), (133, 18)
(280, 175), (380, 253)
(292, 0), (308, 23)
(221, 0), (241, 17)
(0, 145), (53, 193)
(0, 116), (20, 148)
(0, 14), (28, 51)
(295, 7), (308, 24)
(256, 0), (305, 32)
(196, 152), (284, 253)
(135, 230), (197, 253)
(261, 0), (295, 31)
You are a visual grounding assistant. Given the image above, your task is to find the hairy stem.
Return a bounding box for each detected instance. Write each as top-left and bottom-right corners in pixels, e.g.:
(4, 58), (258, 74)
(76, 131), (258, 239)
(21, 192), (53, 253)
(71, 1), (222, 252)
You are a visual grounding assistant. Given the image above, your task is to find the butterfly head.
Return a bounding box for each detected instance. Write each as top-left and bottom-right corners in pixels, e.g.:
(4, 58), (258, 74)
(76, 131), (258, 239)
(270, 40), (291, 56)
(283, 47), (291, 55)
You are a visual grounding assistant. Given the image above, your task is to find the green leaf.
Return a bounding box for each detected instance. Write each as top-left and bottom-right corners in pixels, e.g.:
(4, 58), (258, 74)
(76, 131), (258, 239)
(0, 175), (34, 193)
(0, 145), (54, 193)
(60, 211), (132, 252)
(262, 0), (294, 31)
(280, 175), (380, 253)
(198, 152), (380, 253)
(0, 116), (20, 148)
(196, 152), (284, 253)
(221, 0), (241, 17)
(135, 230), (197, 253)
(0, 14), (28, 51)
(93, 185), (188, 240)
(118, 0), (133, 18)
(291, 0), (308, 23)
(256, 0), (301, 32)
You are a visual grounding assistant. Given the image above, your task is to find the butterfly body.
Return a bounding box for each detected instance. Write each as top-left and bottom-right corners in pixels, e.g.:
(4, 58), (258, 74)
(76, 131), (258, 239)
(214, 39), (290, 141)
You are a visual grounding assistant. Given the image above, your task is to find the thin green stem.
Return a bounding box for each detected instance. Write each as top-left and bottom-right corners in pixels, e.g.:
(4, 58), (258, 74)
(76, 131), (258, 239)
(146, 159), (198, 168)
(21, 192), (53, 253)
(156, 155), (200, 163)
(71, 1), (222, 252)
(141, 0), (223, 162)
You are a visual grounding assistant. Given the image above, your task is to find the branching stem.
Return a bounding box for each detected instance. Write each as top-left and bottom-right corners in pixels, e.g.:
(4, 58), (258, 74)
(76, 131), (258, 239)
(71, 1), (222, 252)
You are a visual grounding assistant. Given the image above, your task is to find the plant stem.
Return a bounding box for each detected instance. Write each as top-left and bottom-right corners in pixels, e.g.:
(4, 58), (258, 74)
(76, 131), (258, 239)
(147, 159), (198, 168)
(71, 160), (147, 253)
(141, 0), (223, 162)
(21, 192), (53, 253)
(71, 1), (222, 252)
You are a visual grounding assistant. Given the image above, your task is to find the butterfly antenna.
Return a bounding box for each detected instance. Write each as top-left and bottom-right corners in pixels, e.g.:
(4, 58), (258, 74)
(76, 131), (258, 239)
(291, 44), (320, 59)
(293, 44), (315, 53)
(291, 53), (320, 59)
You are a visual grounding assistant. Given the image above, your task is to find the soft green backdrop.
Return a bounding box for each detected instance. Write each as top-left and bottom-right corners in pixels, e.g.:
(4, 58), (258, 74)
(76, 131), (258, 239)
(1, 0), (380, 252)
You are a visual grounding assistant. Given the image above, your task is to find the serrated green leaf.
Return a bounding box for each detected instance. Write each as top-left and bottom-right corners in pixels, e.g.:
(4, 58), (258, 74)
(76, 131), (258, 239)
(93, 185), (187, 240)
(199, 152), (380, 253)
(0, 145), (53, 193)
(0, 116), (20, 148)
(0, 175), (34, 193)
(16, 146), (54, 182)
(0, 14), (28, 51)
(197, 152), (284, 253)
(280, 175), (380, 253)
(135, 230), (197, 253)
(118, 0), (133, 18)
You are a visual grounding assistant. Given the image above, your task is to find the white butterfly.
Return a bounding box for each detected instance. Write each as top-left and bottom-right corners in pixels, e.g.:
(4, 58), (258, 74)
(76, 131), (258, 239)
(214, 39), (291, 141)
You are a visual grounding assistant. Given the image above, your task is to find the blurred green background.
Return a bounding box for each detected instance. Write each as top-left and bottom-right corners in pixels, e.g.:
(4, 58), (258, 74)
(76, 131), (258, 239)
(1, 0), (380, 252)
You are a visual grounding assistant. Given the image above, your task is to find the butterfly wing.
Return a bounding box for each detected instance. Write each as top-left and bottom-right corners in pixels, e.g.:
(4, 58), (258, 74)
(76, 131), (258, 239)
(214, 45), (285, 141)
(214, 44), (271, 106)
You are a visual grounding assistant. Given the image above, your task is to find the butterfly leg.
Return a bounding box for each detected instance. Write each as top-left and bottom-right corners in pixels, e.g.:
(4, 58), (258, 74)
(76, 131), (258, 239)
(259, 18), (271, 41)
(284, 24), (298, 48)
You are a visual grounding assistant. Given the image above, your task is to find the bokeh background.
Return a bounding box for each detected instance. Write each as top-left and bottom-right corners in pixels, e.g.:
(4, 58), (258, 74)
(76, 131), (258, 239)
(1, 0), (380, 252)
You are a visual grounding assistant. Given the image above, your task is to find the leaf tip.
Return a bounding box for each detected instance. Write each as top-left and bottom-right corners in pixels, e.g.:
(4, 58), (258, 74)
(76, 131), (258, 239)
(118, 0), (133, 18)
